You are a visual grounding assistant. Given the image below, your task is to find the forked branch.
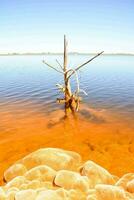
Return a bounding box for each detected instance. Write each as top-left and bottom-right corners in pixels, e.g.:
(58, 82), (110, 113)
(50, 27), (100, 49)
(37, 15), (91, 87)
(56, 59), (63, 70)
(42, 60), (63, 74)
(68, 51), (104, 79)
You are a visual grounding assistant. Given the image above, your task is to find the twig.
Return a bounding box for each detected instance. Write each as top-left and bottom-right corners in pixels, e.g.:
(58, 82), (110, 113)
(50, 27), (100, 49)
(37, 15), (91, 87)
(79, 89), (88, 96)
(42, 60), (63, 74)
(56, 59), (63, 70)
(56, 83), (65, 93)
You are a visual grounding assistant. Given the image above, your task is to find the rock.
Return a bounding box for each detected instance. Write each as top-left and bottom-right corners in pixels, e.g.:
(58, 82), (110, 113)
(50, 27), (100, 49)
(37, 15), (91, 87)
(24, 165), (56, 182)
(95, 184), (133, 200)
(54, 170), (89, 192)
(0, 187), (19, 200)
(20, 148), (81, 171)
(4, 164), (27, 182)
(7, 187), (19, 193)
(0, 187), (6, 200)
(5, 176), (28, 190)
(79, 161), (116, 188)
(15, 189), (37, 200)
(116, 173), (134, 190)
(36, 188), (68, 200)
(20, 180), (42, 190)
(87, 189), (97, 200)
(87, 194), (97, 200)
(6, 190), (17, 200)
(39, 181), (58, 190)
(127, 179), (134, 193)
(1, 148), (134, 200)
(67, 189), (87, 200)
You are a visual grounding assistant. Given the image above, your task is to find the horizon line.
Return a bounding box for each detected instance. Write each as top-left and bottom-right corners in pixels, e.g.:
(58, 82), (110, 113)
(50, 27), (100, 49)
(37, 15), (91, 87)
(0, 52), (134, 56)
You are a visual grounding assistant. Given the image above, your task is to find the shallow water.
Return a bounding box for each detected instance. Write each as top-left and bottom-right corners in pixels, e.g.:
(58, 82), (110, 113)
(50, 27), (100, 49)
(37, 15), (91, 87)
(0, 55), (134, 182)
(0, 55), (134, 118)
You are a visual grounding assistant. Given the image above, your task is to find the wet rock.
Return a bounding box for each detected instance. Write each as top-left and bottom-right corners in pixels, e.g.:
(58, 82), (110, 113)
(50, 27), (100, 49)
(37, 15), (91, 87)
(24, 165), (56, 182)
(116, 173), (134, 190)
(4, 164), (27, 182)
(95, 184), (134, 200)
(0, 187), (6, 200)
(54, 170), (89, 192)
(79, 161), (116, 188)
(68, 189), (87, 200)
(5, 176), (28, 190)
(1, 148), (134, 200)
(15, 189), (37, 200)
(36, 188), (68, 200)
(20, 148), (82, 171)
(127, 179), (134, 193)
(6, 190), (17, 200)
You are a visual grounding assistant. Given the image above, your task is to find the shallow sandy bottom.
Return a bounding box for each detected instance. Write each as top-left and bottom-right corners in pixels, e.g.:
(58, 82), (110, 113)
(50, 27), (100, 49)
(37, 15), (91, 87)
(0, 105), (134, 184)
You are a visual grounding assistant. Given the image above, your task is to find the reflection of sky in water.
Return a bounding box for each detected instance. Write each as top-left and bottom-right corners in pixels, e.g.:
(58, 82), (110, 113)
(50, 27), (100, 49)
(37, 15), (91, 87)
(0, 55), (134, 119)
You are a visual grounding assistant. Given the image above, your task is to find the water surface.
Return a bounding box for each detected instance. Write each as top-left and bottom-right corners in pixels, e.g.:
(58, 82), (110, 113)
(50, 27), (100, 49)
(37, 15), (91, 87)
(0, 55), (134, 182)
(0, 55), (134, 119)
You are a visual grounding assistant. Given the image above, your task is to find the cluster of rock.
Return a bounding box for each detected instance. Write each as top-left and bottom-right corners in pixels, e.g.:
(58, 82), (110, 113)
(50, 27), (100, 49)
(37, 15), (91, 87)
(0, 148), (134, 199)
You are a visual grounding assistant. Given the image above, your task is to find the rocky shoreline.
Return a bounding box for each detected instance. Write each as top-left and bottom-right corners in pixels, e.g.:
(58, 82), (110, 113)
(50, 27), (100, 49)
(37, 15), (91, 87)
(0, 148), (134, 199)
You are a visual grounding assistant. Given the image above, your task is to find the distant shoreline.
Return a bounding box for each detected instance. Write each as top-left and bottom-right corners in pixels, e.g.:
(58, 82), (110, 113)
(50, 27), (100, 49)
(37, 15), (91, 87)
(0, 53), (134, 56)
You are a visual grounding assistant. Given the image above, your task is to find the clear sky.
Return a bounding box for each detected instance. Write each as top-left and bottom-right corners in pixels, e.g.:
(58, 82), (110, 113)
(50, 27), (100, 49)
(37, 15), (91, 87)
(0, 0), (134, 53)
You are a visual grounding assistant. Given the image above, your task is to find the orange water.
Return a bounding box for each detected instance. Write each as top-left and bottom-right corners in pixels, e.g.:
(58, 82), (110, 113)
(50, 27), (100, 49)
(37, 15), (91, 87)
(0, 55), (134, 186)
(0, 104), (134, 184)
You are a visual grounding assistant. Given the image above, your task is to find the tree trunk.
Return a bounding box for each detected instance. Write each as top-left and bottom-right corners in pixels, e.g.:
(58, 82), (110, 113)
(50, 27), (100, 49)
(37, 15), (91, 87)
(63, 35), (70, 115)
(63, 35), (77, 116)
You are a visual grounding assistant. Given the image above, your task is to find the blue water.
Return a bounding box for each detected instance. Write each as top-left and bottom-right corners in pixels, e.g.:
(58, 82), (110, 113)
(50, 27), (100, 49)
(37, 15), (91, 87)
(0, 55), (134, 119)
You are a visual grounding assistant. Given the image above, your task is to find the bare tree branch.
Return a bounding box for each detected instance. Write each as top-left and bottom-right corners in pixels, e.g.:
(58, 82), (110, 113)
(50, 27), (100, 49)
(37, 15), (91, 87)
(68, 51), (104, 79)
(66, 69), (79, 94)
(56, 83), (65, 93)
(56, 59), (63, 70)
(42, 60), (63, 74)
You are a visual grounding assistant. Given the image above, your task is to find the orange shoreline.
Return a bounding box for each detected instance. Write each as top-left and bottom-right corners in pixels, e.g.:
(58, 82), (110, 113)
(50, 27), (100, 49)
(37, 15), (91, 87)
(0, 106), (134, 185)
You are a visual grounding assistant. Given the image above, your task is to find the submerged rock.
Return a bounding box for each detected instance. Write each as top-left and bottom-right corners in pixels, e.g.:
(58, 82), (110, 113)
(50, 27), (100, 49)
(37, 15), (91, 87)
(1, 148), (134, 200)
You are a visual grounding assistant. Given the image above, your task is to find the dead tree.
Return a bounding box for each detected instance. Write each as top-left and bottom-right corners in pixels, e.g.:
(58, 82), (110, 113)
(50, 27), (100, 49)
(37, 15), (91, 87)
(43, 35), (104, 116)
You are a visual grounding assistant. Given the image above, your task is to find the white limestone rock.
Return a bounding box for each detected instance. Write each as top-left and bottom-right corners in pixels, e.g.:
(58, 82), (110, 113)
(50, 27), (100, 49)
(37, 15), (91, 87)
(6, 190), (17, 200)
(24, 165), (56, 182)
(95, 184), (134, 200)
(116, 173), (134, 191)
(0, 187), (6, 200)
(87, 194), (97, 200)
(19, 148), (82, 171)
(36, 188), (68, 200)
(67, 189), (87, 200)
(1, 148), (134, 200)
(127, 179), (134, 193)
(79, 161), (116, 188)
(54, 170), (89, 192)
(5, 176), (28, 190)
(15, 189), (37, 200)
(4, 164), (27, 182)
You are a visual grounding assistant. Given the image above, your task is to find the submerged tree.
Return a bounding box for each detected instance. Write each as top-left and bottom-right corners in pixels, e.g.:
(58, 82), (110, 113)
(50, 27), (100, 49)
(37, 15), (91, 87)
(43, 35), (104, 116)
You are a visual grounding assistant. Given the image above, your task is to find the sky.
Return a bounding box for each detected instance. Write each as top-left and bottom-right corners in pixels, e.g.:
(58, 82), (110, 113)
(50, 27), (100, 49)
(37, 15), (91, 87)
(0, 0), (134, 53)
